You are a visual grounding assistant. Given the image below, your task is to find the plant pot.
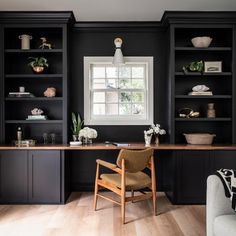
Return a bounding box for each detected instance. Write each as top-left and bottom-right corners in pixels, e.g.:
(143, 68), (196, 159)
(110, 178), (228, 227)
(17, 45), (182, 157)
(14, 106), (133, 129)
(72, 135), (78, 141)
(32, 66), (45, 73)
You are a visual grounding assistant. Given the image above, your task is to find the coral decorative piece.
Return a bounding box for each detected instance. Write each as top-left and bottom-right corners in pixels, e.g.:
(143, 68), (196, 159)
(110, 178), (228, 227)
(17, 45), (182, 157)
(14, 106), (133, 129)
(44, 87), (56, 97)
(192, 85), (210, 92)
(31, 108), (44, 115)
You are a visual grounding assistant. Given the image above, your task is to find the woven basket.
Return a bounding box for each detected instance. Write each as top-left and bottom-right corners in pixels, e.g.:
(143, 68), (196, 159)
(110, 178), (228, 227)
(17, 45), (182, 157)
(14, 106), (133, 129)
(183, 133), (216, 145)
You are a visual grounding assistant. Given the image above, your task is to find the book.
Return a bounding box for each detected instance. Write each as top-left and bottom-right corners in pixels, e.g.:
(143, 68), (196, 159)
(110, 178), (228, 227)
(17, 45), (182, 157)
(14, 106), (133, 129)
(112, 142), (130, 147)
(27, 115), (47, 120)
(8, 92), (34, 97)
(188, 91), (213, 96)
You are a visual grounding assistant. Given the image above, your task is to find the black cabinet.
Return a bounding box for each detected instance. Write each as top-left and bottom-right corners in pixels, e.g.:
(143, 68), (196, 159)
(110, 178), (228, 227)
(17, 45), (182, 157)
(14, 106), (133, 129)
(0, 151), (28, 203)
(0, 150), (64, 204)
(175, 151), (211, 204)
(28, 151), (61, 203)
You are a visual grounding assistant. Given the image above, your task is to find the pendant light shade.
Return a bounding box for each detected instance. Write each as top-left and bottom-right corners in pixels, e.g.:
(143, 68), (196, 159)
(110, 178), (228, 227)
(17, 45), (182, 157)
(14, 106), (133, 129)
(113, 38), (125, 65)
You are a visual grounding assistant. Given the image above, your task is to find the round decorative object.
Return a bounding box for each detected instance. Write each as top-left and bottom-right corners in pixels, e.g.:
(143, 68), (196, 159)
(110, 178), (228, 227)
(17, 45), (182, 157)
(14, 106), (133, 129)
(192, 85), (210, 92)
(191, 36), (212, 48)
(32, 66), (44, 73)
(44, 87), (56, 97)
(31, 108), (44, 115)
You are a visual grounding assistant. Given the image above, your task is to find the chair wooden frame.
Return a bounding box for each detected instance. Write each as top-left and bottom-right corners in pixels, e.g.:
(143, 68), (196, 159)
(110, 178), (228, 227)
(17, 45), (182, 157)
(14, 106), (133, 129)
(94, 155), (157, 224)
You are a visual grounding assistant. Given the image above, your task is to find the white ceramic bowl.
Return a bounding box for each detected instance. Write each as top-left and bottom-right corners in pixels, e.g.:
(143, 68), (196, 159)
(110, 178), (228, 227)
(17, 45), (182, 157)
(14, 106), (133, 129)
(70, 141), (82, 146)
(191, 36), (212, 48)
(184, 133), (216, 145)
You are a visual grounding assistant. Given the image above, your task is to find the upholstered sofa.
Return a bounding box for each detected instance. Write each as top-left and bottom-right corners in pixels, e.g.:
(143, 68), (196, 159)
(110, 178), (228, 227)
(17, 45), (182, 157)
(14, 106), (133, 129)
(207, 175), (236, 236)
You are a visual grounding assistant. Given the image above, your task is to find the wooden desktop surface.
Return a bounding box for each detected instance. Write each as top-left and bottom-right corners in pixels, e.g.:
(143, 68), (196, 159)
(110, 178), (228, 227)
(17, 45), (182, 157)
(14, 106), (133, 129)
(0, 143), (236, 150)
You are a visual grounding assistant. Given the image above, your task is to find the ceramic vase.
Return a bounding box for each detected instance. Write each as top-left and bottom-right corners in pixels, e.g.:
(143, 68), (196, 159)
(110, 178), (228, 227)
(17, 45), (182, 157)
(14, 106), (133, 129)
(144, 134), (152, 146)
(207, 103), (216, 118)
(19, 34), (32, 50)
(155, 135), (159, 145)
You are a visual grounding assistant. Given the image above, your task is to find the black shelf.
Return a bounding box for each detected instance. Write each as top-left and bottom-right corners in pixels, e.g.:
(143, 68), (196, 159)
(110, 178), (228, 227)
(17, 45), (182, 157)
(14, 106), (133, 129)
(5, 49), (62, 53)
(175, 72), (232, 76)
(5, 74), (63, 78)
(175, 47), (232, 51)
(5, 120), (63, 124)
(5, 97), (63, 101)
(175, 95), (232, 99)
(175, 118), (232, 121)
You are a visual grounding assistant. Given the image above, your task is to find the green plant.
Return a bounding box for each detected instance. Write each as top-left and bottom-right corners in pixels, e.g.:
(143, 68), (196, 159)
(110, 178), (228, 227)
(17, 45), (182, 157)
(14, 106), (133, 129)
(28, 57), (49, 68)
(71, 112), (83, 135)
(183, 60), (204, 73)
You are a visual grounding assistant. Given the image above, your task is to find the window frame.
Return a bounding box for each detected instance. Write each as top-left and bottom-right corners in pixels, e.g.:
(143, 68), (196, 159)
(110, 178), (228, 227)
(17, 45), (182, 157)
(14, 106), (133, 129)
(84, 56), (154, 125)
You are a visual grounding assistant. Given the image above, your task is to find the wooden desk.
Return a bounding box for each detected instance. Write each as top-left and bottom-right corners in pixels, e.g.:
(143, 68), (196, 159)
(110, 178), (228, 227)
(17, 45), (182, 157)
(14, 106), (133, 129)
(0, 143), (235, 205)
(1, 143), (236, 150)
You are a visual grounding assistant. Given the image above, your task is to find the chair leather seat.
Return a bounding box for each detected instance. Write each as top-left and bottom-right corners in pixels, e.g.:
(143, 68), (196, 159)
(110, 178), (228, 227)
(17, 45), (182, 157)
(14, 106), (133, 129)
(100, 171), (151, 190)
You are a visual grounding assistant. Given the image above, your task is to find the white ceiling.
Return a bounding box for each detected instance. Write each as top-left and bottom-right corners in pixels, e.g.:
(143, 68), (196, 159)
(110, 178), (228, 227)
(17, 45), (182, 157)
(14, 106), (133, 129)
(0, 0), (236, 21)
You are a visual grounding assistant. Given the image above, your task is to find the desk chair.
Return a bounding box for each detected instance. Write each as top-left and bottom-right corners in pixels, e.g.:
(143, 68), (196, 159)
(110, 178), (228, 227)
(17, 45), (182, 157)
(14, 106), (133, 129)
(94, 148), (156, 224)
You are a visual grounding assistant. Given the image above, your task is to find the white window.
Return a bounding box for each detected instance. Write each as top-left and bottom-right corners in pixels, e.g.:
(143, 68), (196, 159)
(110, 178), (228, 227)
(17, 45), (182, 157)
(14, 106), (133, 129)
(84, 57), (153, 125)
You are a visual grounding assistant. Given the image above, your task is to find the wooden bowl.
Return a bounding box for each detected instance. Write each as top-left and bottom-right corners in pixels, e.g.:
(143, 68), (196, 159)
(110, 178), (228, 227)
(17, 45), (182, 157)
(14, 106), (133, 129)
(184, 133), (216, 145)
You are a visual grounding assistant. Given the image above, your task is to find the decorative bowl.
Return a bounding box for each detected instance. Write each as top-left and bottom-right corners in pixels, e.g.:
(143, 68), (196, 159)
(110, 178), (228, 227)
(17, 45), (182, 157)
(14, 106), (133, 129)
(183, 133), (216, 145)
(191, 36), (212, 48)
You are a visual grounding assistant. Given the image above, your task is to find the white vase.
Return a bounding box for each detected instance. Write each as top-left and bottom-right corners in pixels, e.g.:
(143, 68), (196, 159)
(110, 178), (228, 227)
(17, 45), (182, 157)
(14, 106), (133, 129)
(19, 34), (32, 50)
(144, 134), (152, 146)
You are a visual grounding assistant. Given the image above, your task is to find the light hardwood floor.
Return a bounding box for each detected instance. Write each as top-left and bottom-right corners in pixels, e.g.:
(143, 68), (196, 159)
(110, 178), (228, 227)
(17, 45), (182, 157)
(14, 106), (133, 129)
(0, 192), (206, 236)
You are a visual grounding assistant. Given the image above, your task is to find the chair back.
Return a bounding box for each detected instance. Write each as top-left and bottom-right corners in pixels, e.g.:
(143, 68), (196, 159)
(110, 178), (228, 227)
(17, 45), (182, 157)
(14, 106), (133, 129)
(116, 148), (154, 173)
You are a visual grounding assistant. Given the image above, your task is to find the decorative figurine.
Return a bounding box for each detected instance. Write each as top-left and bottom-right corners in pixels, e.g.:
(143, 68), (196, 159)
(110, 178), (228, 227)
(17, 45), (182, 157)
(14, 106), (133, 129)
(39, 37), (52, 49)
(44, 87), (56, 97)
(31, 108), (44, 115)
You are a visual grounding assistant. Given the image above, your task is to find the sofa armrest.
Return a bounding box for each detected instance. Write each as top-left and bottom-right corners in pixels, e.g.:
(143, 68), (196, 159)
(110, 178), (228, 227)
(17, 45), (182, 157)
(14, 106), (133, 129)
(207, 175), (234, 236)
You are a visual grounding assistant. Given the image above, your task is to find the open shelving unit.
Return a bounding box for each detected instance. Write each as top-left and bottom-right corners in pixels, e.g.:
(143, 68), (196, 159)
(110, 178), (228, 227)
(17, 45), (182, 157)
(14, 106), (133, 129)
(169, 25), (234, 144)
(0, 13), (73, 144)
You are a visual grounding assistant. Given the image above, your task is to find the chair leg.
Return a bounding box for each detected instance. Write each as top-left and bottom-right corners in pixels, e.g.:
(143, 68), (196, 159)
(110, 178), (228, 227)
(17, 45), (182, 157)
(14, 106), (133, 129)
(151, 156), (157, 216)
(94, 163), (99, 211)
(131, 190), (134, 203)
(121, 159), (126, 224)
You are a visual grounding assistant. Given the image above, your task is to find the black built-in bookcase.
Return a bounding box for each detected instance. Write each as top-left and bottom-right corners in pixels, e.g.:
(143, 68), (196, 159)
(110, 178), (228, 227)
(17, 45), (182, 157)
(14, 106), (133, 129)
(164, 12), (236, 144)
(0, 12), (74, 144)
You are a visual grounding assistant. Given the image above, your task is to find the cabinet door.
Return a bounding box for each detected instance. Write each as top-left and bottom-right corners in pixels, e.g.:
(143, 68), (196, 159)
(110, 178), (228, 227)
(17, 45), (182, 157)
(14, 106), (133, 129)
(212, 151), (236, 172)
(0, 151), (28, 203)
(28, 151), (61, 203)
(176, 151), (211, 204)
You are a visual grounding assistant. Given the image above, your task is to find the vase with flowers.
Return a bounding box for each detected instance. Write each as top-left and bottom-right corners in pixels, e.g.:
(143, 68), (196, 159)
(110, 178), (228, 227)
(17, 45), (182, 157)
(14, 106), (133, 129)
(79, 127), (98, 144)
(150, 124), (166, 145)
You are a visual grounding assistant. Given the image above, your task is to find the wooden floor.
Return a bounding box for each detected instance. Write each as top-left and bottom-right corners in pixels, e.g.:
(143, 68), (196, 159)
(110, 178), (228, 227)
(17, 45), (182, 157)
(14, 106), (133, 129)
(0, 192), (206, 236)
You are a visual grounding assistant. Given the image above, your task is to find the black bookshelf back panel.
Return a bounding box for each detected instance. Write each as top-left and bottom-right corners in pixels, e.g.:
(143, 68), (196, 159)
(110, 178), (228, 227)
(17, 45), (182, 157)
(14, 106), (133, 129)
(175, 77), (232, 95)
(175, 51), (232, 72)
(175, 28), (232, 47)
(5, 123), (63, 144)
(5, 28), (62, 49)
(5, 78), (62, 97)
(175, 99), (232, 118)
(175, 122), (232, 144)
(5, 101), (62, 120)
(5, 54), (62, 74)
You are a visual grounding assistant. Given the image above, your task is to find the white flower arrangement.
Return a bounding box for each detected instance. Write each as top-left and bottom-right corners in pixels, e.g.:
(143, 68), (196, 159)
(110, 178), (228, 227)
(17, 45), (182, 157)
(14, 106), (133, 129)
(144, 124), (166, 136)
(150, 124), (166, 135)
(79, 127), (98, 139)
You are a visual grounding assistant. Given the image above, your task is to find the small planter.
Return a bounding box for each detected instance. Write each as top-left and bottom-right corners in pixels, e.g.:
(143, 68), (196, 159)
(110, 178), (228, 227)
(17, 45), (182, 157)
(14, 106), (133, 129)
(32, 66), (45, 73)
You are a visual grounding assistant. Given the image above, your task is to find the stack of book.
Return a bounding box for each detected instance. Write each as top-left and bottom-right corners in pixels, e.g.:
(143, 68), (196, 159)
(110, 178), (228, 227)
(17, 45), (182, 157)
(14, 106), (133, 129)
(26, 115), (47, 120)
(188, 91), (213, 96)
(8, 92), (34, 97)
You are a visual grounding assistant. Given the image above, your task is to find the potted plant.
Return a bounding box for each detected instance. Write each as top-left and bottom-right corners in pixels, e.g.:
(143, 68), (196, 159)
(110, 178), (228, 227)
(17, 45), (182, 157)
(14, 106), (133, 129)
(71, 112), (83, 141)
(28, 56), (49, 73)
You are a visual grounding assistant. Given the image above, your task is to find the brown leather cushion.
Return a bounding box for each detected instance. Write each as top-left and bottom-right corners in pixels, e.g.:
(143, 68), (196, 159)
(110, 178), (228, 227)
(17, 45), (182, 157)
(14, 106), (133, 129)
(100, 171), (151, 190)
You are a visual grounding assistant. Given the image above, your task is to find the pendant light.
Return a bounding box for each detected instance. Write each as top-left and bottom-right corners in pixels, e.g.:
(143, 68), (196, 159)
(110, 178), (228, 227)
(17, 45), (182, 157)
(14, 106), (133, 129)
(113, 37), (125, 65)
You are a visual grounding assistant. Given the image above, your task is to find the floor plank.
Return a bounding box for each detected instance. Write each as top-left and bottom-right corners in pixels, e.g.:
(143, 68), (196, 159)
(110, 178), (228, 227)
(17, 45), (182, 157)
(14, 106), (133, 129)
(0, 192), (206, 236)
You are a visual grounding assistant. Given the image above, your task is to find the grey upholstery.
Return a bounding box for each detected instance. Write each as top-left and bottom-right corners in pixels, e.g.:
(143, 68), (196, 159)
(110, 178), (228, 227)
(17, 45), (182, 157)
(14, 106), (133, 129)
(207, 175), (236, 236)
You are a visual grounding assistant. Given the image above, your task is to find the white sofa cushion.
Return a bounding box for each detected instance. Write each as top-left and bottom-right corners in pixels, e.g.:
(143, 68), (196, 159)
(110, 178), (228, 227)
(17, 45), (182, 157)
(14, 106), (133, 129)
(214, 214), (236, 236)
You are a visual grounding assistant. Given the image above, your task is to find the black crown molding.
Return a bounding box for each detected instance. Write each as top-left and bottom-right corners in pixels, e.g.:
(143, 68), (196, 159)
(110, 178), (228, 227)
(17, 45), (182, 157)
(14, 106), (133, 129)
(161, 11), (236, 26)
(0, 11), (75, 24)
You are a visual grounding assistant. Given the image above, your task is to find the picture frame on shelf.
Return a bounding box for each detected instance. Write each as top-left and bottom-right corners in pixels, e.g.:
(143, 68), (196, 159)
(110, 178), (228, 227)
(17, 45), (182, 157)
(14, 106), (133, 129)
(204, 61), (222, 73)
